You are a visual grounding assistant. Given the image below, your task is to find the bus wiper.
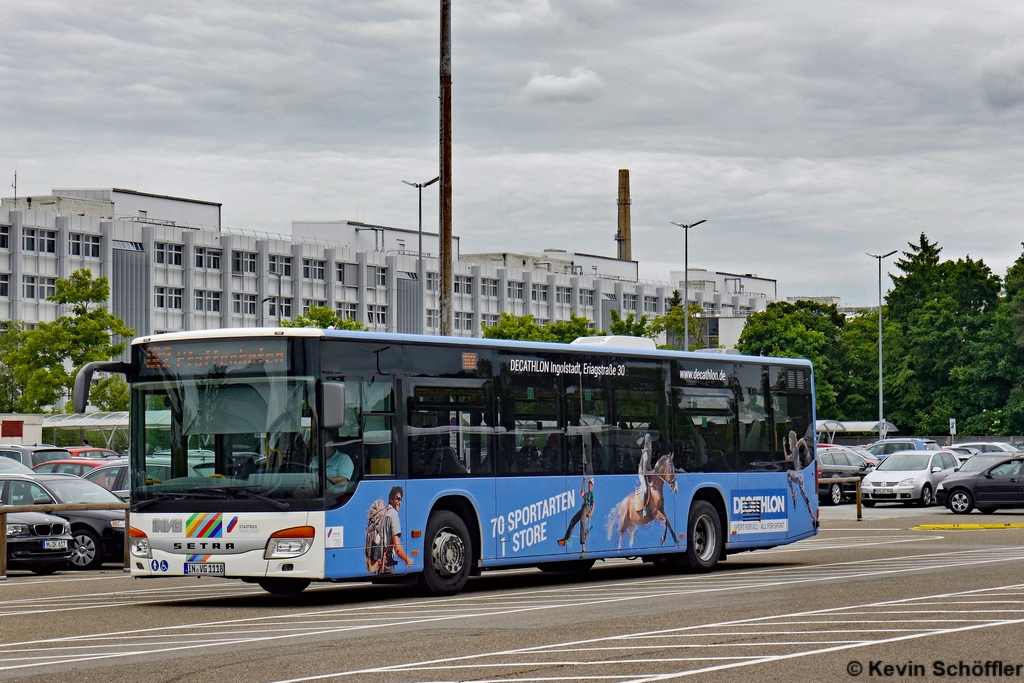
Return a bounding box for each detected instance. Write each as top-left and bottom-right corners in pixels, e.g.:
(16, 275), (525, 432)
(229, 488), (291, 510)
(133, 490), (229, 510)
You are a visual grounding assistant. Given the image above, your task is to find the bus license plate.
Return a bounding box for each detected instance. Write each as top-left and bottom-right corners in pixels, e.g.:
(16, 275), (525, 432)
(185, 562), (225, 576)
(875, 488), (893, 495)
(43, 540), (67, 550)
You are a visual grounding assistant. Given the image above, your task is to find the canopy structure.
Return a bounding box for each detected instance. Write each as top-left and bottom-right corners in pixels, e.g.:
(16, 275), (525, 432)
(816, 419), (898, 443)
(43, 411), (128, 449)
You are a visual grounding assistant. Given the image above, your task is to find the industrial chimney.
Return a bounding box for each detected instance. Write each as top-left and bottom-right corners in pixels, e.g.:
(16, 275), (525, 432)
(615, 169), (631, 261)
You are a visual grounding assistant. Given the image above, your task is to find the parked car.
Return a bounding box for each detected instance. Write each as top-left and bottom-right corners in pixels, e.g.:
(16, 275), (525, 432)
(818, 447), (874, 505)
(64, 447), (120, 459)
(953, 441), (1019, 454)
(0, 474), (125, 570)
(33, 458), (112, 477)
(860, 449), (960, 506)
(82, 457), (202, 501)
(0, 445), (73, 468)
(5, 511), (73, 575)
(0, 457), (35, 475)
(936, 455), (1024, 514)
(864, 438), (941, 460)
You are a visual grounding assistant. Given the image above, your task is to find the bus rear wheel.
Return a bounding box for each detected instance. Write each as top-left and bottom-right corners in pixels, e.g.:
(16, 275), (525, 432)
(684, 500), (722, 572)
(419, 510), (471, 596)
(258, 578), (310, 596)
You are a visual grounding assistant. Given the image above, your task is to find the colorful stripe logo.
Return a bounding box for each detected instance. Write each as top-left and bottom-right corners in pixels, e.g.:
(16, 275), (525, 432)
(186, 513), (223, 538)
(187, 554), (213, 562)
(226, 517), (238, 533)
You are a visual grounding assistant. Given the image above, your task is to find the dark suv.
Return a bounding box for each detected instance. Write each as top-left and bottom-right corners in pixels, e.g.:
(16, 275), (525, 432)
(0, 445), (73, 468)
(818, 447), (873, 505)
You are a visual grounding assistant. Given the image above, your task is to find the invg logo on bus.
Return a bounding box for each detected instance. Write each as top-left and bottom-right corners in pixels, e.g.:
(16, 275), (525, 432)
(730, 489), (788, 534)
(679, 368), (728, 382)
(508, 358), (626, 377)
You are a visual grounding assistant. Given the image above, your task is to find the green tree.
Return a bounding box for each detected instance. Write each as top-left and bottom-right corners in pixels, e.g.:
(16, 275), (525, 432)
(651, 292), (707, 350)
(546, 314), (598, 343)
(0, 322), (25, 412)
(6, 269), (134, 412)
(482, 313), (550, 341)
(736, 300), (845, 416)
(278, 306), (368, 330)
(608, 310), (656, 338)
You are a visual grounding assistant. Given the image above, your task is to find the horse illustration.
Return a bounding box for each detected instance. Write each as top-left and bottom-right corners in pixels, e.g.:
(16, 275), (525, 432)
(607, 452), (680, 550)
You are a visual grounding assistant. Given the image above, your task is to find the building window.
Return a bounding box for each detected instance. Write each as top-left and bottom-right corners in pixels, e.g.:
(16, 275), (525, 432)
(233, 293), (257, 315)
(302, 299), (327, 314)
(155, 243), (182, 266)
(426, 272), (439, 292)
(532, 284), (548, 303)
(454, 311), (473, 331)
(269, 255), (291, 276)
(556, 286), (571, 304)
(302, 259), (325, 281)
(644, 296), (659, 313)
(70, 234), (101, 258)
(481, 313), (499, 328)
(195, 290), (206, 311)
(579, 289), (595, 307)
(623, 293), (637, 311)
(367, 304), (387, 325)
(39, 231), (56, 254)
(268, 297), (293, 318)
(454, 275), (473, 295)
(335, 302), (357, 320)
(22, 276), (35, 299)
(198, 291), (221, 312)
(22, 229), (35, 252)
(508, 281), (524, 300)
(426, 309), (439, 328)
(195, 247), (220, 269)
(40, 277), (56, 299)
(0, 225), (8, 249)
(155, 287), (166, 308)
(168, 288), (183, 309)
(0, 274), (8, 297)
(70, 233), (81, 256)
(232, 251), (257, 274)
(373, 267), (387, 287)
(195, 248), (206, 268)
(482, 278), (498, 297)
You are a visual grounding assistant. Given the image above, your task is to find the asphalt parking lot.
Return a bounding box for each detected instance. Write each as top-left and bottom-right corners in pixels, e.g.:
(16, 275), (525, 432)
(3, 504), (1024, 683)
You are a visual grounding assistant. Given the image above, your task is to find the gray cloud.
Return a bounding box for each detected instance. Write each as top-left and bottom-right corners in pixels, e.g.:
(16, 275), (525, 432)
(2, 0), (1024, 305)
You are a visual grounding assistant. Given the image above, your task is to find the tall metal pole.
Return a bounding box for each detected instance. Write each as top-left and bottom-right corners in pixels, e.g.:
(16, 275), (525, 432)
(439, 0), (453, 336)
(867, 250), (897, 441)
(670, 220), (706, 351)
(403, 176), (439, 335)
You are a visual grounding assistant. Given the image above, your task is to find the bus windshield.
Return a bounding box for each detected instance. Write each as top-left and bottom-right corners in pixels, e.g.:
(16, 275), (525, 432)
(132, 375), (324, 504)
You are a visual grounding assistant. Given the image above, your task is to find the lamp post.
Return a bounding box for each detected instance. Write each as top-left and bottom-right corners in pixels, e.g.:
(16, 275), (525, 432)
(867, 250), (897, 441)
(670, 219), (706, 350)
(402, 176), (439, 334)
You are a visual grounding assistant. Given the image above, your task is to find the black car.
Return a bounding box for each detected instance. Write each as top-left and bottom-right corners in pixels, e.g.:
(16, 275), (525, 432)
(0, 474), (125, 570)
(936, 455), (1024, 514)
(817, 447), (872, 505)
(5, 511), (73, 575)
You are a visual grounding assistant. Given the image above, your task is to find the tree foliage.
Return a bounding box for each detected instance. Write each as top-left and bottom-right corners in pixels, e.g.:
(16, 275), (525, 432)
(608, 310), (656, 338)
(650, 290), (708, 350)
(278, 306), (368, 331)
(4, 269), (134, 412)
(482, 313), (597, 343)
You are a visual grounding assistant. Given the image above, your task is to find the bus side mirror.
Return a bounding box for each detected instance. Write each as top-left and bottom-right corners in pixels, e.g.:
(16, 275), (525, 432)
(322, 383), (346, 429)
(73, 361), (129, 414)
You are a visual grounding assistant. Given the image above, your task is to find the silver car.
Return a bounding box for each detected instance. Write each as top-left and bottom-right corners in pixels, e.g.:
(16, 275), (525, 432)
(860, 450), (960, 506)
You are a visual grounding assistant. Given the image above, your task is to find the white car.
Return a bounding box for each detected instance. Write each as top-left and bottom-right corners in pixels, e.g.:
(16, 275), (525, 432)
(860, 450), (960, 507)
(953, 442), (1019, 454)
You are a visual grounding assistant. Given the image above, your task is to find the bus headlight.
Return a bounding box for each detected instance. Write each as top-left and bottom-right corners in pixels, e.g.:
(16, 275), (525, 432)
(129, 527), (151, 558)
(264, 526), (316, 560)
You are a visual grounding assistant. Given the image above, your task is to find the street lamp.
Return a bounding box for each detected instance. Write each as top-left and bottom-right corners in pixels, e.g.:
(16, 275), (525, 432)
(670, 219), (706, 350)
(402, 176), (440, 334)
(867, 250), (898, 441)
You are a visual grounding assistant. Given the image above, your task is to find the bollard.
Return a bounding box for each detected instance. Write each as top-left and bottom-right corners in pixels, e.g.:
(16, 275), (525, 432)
(124, 508), (130, 572)
(0, 511), (6, 580)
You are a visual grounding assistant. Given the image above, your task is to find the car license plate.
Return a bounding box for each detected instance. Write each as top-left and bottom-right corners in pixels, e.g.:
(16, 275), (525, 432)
(875, 488), (893, 495)
(43, 540), (67, 550)
(184, 562), (225, 576)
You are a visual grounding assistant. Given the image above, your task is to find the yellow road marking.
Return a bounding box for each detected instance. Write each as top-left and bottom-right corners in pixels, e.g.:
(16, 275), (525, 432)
(914, 523), (1024, 530)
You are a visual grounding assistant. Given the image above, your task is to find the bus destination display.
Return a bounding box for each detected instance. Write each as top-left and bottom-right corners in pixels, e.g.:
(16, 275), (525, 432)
(143, 340), (288, 373)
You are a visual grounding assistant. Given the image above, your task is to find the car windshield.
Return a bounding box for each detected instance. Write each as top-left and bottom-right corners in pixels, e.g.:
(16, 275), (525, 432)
(958, 455), (1007, 473)
(865, 444), (886, 455)
(878, 453), (930, 471)
(34, 449), (72, 463)
(44, 478), (123, 504)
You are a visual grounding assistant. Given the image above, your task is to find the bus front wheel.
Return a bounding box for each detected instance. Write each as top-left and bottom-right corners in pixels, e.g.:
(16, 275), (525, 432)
(258, 578), (310, 596)
(419, 510), (471, 596)
(684, 500), (722, 572)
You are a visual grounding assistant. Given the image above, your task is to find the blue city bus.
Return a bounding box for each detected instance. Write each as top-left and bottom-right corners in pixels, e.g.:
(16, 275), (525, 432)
(75, 328), (818, 596)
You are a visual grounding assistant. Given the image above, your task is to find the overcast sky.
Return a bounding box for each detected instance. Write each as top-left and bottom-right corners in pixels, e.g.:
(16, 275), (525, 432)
(4, 0), (1024, 305)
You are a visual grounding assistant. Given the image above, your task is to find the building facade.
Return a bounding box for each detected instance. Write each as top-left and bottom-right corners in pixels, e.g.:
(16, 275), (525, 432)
(1, 189), (777, 347)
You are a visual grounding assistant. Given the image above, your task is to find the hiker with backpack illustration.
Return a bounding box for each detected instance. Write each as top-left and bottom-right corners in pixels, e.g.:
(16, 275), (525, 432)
(365, 486), (412, 574)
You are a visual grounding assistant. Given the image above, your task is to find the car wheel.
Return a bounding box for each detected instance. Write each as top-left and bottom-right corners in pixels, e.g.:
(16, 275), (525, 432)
(978, 507), (997, 515)
(70, 528), (104, 570)
(918, 485), (933, 507)
(684, 500), (722, 572)
(863, 501), (876, 508)
(829, 482), (843, 506)
(948, 490), (973, 514)
(418, 510), (471, 596)
(258, 578), (311, 595)
(31, 564), (64, 576)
